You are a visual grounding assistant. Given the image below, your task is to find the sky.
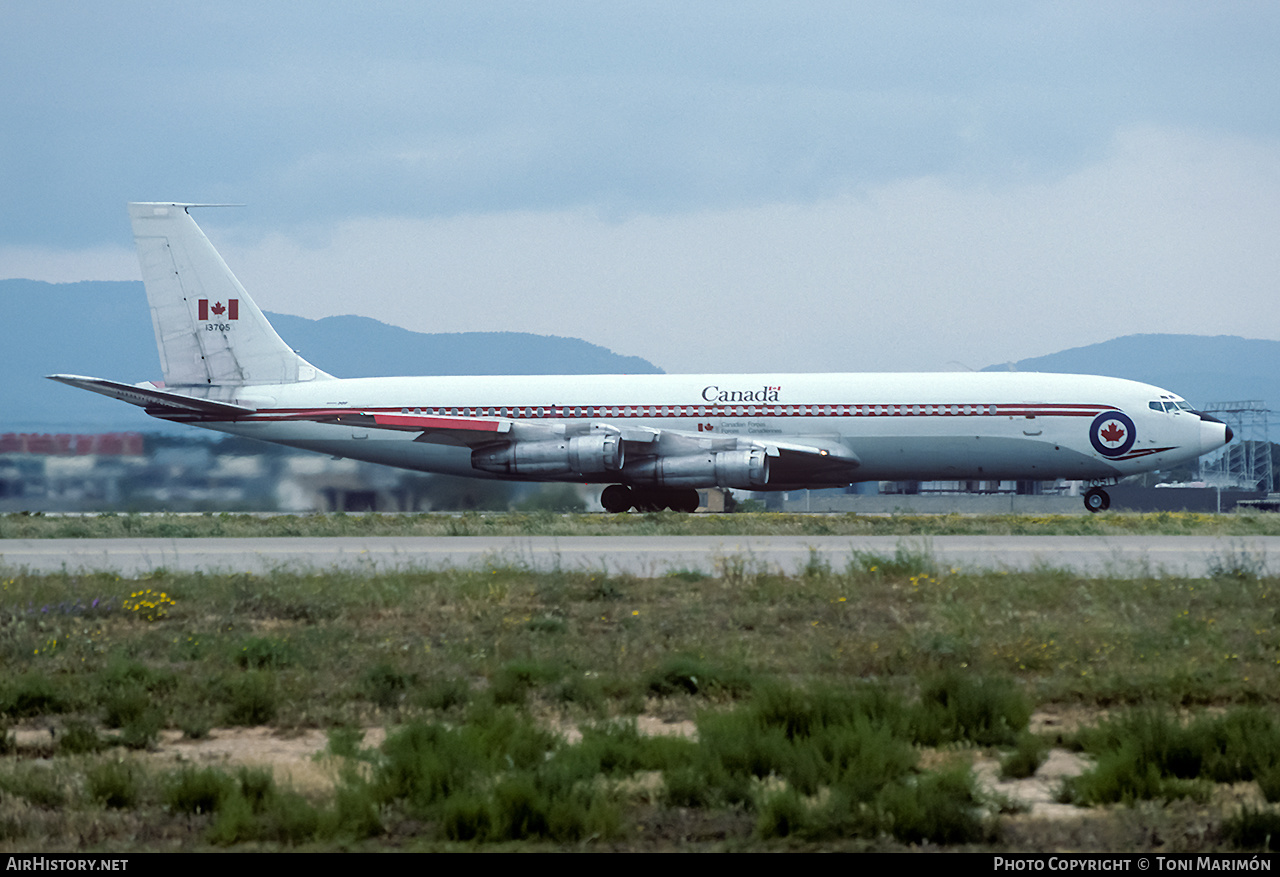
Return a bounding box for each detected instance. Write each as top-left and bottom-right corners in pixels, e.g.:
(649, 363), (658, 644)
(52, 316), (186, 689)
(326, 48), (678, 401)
(3, 1), (1279, 375)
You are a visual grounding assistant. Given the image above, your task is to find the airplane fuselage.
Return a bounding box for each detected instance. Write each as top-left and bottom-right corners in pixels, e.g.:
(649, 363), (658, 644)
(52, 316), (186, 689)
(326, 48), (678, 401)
(178, 370), (1223, 488)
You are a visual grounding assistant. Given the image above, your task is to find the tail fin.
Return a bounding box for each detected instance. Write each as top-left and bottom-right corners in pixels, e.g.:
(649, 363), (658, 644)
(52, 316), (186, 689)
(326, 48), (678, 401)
(128, 202), (331, 387)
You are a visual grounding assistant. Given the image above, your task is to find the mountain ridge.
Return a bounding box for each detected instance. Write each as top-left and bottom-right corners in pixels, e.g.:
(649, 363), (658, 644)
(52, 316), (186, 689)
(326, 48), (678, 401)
(980, 334), (1280, 410)
(1, 279), (662, 432)
(4, 278), (1275, 432)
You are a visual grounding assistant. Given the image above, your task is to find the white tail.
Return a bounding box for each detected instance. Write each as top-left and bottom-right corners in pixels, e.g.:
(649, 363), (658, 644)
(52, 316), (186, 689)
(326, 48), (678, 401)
(128, 202), (330, 387)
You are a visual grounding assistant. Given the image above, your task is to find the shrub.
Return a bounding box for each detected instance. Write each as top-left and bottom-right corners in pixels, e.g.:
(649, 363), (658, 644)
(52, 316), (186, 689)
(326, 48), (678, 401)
(206, 791), (255, 845)
(100, 656), (174, 694)
(489, 659), (562, 706)
(413, 676), (471, 712)
(912, 671), (1030, 747)
(1066, 707), (1280, 805)
(662, 764), (717, 809)
(209, 768), (321, 846)
(694, 684), (918, 805)
(374, 720), (487, 811)
(165, 766), (234, 815)
(1059, 706), (1280, 809)
(323, 783), (383, 840)
(59, 720), (105, 755)
(118, 710), (163, 750)
(102, 685), (164, 750)
(1, 674), (66, 718)
(179, 709), (213, 740)
(646, 656), (753, 698)
(363, 662), (409, 711)
(0, 766), (67, 809)
(1257, 766), (1280, 804)
(87, 760), (141, 809)
(440, 792), (492, 841)
(548, 672), (605, 711)
(1195, 709), (1280, 784)
(755, 786), (809, 839)
(1225, 808), (1280, 851)
(365, 710), (619, 843)
(879, 765), (987, 846)
(102, 687), (150, 729)
(325, 726), (368, 760)
(235, 636), (297, 670)
(1000, 732), (1049, 780)
(221, 671), (278, 726)
(1062, 741), (1208, 806)
(488, 775), (551, 840)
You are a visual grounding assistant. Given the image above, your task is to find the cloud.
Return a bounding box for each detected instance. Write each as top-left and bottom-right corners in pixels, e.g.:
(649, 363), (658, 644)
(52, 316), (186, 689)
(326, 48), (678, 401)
(5, 4), (1279, 246)
(0, 245), (139, 284)
(204, 126), (1279, 373)
(9, 126), (1278, 375)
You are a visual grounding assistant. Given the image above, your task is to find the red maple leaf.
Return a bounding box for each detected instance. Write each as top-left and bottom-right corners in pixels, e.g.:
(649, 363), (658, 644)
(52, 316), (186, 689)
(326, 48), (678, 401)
(1100, 422), (1126, 443)
(211, 301), (226, 316)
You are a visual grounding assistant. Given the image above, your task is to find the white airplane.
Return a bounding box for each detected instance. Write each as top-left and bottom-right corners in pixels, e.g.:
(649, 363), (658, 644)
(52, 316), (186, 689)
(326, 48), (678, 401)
(50, 203), (1232, 513)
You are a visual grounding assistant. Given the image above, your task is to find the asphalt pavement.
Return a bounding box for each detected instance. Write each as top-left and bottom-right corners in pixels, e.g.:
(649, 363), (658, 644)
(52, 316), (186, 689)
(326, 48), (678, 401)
(1, 534), (1274, 578)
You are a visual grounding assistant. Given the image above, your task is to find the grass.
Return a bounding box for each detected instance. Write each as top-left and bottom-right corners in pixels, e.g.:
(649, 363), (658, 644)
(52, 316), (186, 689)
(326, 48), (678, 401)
(1062, 708), (1280, 806)
(6, 509), (1280, 539)
(3, 546), (1280, 850)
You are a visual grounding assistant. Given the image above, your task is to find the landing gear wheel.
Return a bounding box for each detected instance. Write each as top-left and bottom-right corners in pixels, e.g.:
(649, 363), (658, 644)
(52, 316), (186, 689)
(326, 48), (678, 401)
(632, 489), (664, 512)
(601, 484), (633, 514)
(673, 488), (700, 513)
(1083, 487), (1111, 513)
(601, 486), (702, 514)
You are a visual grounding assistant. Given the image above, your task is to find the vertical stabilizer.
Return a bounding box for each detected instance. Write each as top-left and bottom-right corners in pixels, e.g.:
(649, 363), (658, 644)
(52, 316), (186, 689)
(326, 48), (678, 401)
(128, 202), (330, 387)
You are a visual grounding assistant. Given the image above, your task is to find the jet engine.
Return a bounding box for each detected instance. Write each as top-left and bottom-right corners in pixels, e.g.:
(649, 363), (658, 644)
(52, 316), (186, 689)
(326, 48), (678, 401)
(471, 434), (624, 477)
(623, 448), (770, 489)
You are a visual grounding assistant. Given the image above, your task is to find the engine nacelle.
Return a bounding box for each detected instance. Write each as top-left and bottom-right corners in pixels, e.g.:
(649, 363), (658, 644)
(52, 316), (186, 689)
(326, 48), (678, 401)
(471, 434), (624, 477)
(623, 448), (770, 489)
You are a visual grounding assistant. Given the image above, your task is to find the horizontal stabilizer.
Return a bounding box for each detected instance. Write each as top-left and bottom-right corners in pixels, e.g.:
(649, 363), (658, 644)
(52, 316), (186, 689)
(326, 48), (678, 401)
(46, 374), (256, 420)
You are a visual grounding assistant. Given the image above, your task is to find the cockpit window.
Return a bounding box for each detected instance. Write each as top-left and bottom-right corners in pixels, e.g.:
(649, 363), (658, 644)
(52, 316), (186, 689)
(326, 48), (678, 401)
(1164, 402), (1178, 412)
(1176, 401), (1194, 411)
(1149, 401), (1164, 412)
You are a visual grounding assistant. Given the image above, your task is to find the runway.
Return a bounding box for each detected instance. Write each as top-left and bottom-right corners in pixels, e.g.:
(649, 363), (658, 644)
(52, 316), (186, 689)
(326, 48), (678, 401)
(0, 534), (1274, 578)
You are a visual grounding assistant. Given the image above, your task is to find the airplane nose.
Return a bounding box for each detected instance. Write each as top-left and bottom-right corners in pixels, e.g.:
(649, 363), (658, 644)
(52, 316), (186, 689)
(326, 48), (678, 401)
(1194, 411), (1232, 453)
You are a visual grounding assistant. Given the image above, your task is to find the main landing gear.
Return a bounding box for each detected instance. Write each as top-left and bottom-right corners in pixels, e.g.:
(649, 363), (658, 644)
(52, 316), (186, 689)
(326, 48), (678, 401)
(1083, 487), (1111, 513)
(601, 484), (700, 513)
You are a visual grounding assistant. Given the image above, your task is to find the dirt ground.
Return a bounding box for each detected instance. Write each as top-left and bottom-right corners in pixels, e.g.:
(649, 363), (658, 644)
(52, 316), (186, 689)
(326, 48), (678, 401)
(12, 709), (1094, 821)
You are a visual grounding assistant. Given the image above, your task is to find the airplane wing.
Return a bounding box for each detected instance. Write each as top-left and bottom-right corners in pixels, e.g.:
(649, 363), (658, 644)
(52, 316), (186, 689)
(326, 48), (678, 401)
(42, 383), (860, 486)
(46, 374), (256, 421)
(314, 410), (861, 483)
(318, 411), (513, 448)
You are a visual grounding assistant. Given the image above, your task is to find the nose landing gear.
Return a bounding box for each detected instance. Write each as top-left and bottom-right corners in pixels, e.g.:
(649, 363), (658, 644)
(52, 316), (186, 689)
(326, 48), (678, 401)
(600, 484), (700, 513)
(1083, 487), (1111, 513)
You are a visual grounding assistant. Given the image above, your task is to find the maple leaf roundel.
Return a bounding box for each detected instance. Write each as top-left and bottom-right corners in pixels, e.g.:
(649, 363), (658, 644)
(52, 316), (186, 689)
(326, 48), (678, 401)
(1089, 411), (1137, 457)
